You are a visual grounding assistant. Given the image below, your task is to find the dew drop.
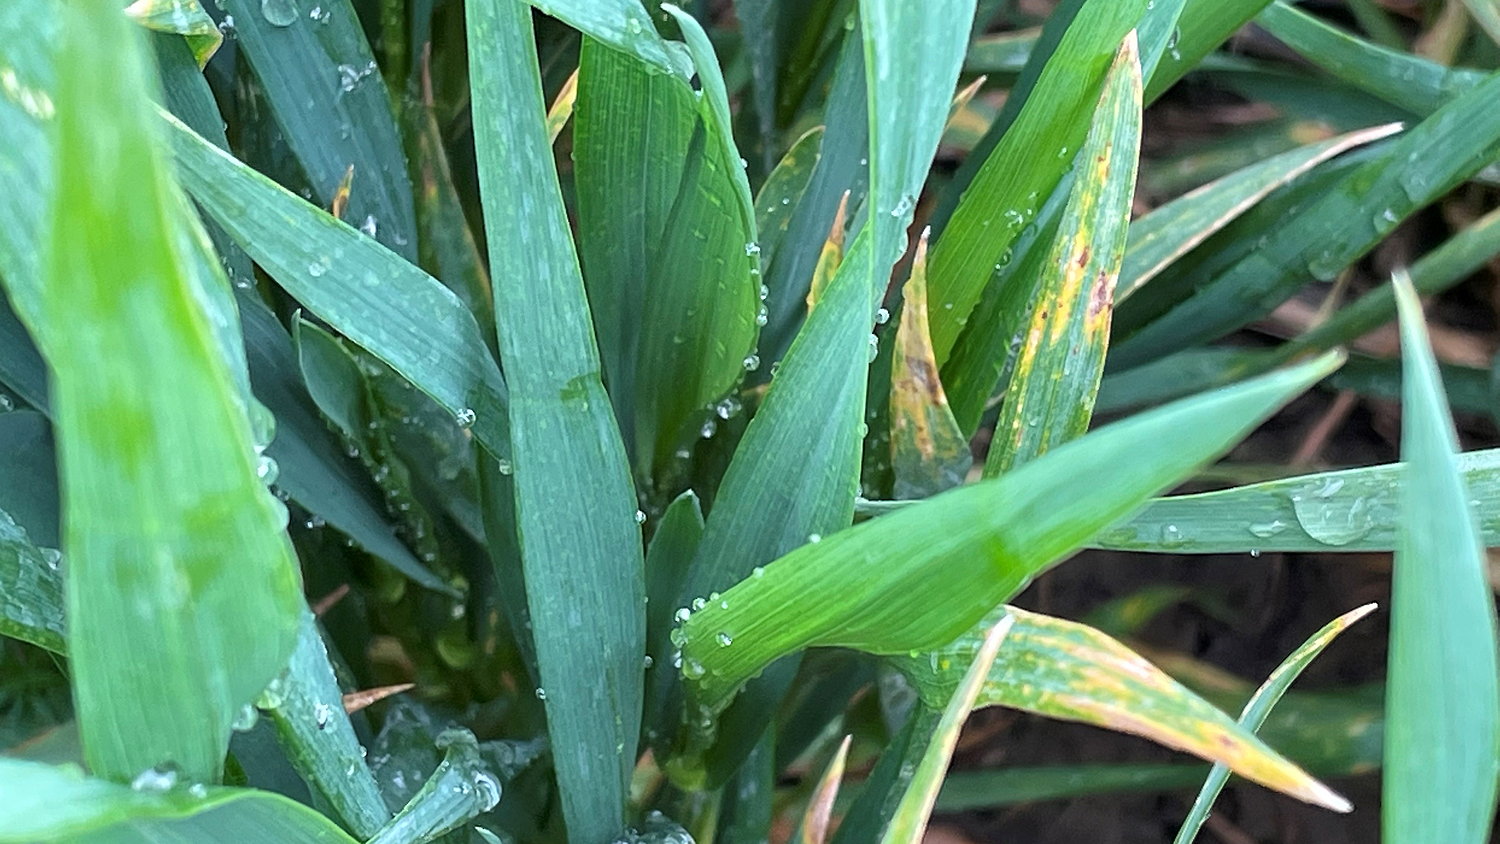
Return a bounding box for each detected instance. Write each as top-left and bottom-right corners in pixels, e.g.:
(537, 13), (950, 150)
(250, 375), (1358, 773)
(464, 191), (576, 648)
(743, 353), (761, 371)
(635, 509), (648, 525)
(454, 408), (477, 428)
(259, 0), (297, 27)
(715, 632), (733, 647)
(534, 687), (547, 701)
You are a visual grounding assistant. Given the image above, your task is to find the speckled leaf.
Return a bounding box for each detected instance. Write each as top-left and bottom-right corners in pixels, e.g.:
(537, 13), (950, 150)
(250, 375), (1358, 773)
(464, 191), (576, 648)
(893, 607), (1349, 811)
(984, 35), (1141, 477)
(0, 508), (63, 654)
(925, 0), (1148, 364)
(888, 234), (970, 500)
(755, 127), (824, 275)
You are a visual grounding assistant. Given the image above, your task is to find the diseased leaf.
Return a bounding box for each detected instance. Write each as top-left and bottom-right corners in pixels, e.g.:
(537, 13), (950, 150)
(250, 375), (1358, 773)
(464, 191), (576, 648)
(894, 607), (1349, 811)
(984, 34), (1142, 476)
(889, 234), (971, 500)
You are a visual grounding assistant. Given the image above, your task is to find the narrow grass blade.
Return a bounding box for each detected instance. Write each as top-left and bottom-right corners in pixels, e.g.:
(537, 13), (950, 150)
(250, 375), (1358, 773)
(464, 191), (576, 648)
(1145, 0), (1276, 100)
(758, 30), (867, 368)
(466, 3), (645, 838)
(983, 35), (1141, 476)
(1090, 448), (1500, 553)
(30, 0), (302, 783)
(218, 0), (416, 260)
(925, 0), (1147, 364)
(0, 508), (63, 654)
(0, 411), (58, 548)
(1111, 70), (1500, 371)
(1176, 603), (1376, 843)
(645, 492), (705, 685)
(257, 614), (390, 838)
(755, 127), (824, 280)
(166, 115), (513, 465)
(678, 352), (1342, 716)
(867, 446), (1500, 552)
(1255, 2), (1485, 116)
(0, 758), (358, 844)
(716, 732), (774, 844)
(895, 607), (1349, 811)
(936, 764), (1213, 809)
(1384, 274), (1500, 842)
(790, 735), (851, 844)
(519, 0), (691, 78)
(734, 0), (778, 164)
(1461, 0), (1500, 46)
(545, 67), (579, 143)
(1119, 123), (1401, 299)
(889, 234), (971, 499)
(881, 616), (1015, 844)
(827, 710), (939, 844)
(367, 730), (501, 844)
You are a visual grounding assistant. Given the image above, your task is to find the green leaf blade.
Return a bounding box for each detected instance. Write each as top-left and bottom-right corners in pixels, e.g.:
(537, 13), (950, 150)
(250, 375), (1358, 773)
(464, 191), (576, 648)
(36, 0), (302, 783)
(1384, 275), (1500, 842)
(466, 3), (646, 839)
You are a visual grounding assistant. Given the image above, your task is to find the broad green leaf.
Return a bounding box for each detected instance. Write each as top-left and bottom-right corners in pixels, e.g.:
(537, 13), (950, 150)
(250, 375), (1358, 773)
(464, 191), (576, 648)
(1255, 2), (1485, 116)
(983, 35), (1141, 476)
(1119, 123), (1402, 299)
(1110, 69), (1500, 371)
(894, 607), (1349, 811)
(28, 0), (301, 783)
(574, 29), (759, 481)
(165, 115), (513, 466)
(367, 730), (501, 844)
(466, 2), (645, 839)
(0, 507), (63, 654)
(882, 617), (1014, 844)
(889, 235), (971, 500)
(257, 614), (390, 839)
(1176, 603), (1376, 843)
(0, 758), (358, 844)
(124, 0), (220, 65)
(1384, 274), (1500, 842)
(790, 735), (851, 844)
(678, 352), (1342, 716)
(1090, 448), (1500, 553)
(218, 0), (416, 261)
(926, 0), (1146, 364)
(518, 0), (691, 79)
